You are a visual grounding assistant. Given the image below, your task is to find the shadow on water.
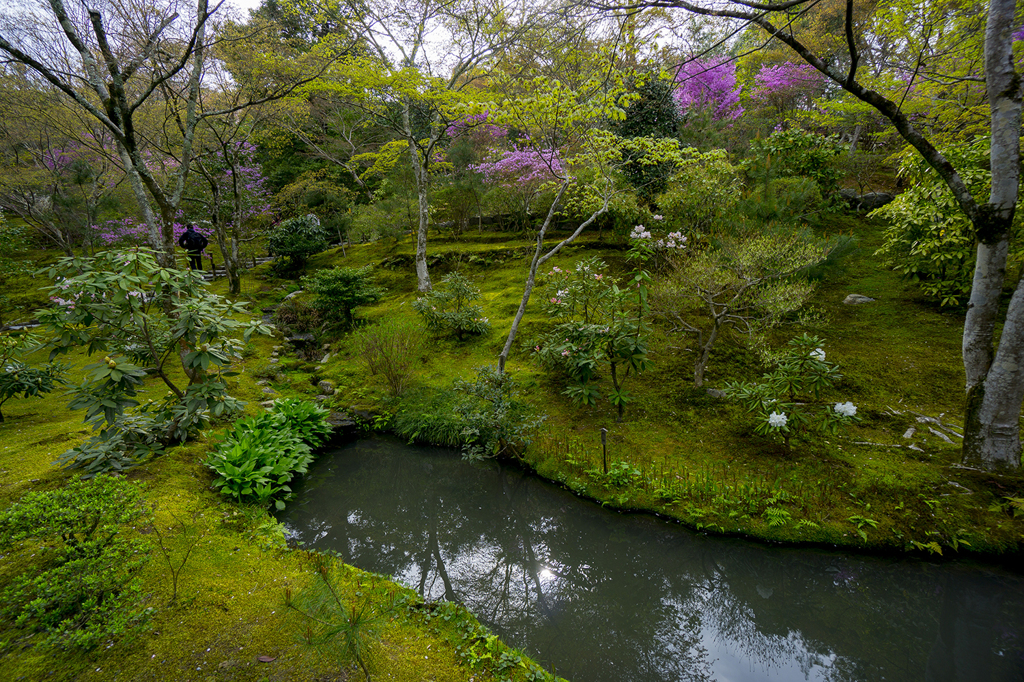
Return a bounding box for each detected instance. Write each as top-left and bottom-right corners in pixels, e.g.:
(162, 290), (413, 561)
(276, 437), (1024, 682)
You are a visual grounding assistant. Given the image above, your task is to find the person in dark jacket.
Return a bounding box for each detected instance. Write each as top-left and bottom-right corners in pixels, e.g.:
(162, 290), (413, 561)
(177, 223), (209, 270)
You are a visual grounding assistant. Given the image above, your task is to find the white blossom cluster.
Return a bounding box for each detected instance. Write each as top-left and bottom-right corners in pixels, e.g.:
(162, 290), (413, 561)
(833, 401), (857, 417)
(810, 348), (826, 361)
(768, 411), (788, 427)
(630, 225), (652, 240)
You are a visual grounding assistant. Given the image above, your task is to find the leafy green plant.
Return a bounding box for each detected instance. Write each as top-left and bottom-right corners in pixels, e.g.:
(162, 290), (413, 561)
(40, 248), (271, 474)
(0, 475), (152, 650)
(724, 334), (859, 451)
(746, 128), (843, 198)
(452, 365), (545, 461)
(204, 413), (315, 509)
(412, 271), (490, 340)
(533, 256), (652, 421)
(873, 138), (1023, 306)
(267, 214), (331, 274)
(0, 333), (68, 422)
(301, 266), (385, 329)
(270, 398), (333, 448)
(352, 315), (425, 396)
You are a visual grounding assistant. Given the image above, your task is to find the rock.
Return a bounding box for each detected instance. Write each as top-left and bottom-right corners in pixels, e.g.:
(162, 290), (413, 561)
(854, 191), (894, 211)
(327, 412), (356, 429)
(843, 294), (876, 305)
(283, 289), (303, 300)
(320, 353), (332, 364)
(271, 352), (279, 357)
(322, 344), (331, 351)
(706, 388), (728, 399)
(260, 400), (275, 408)
(286, 332), (316, 345)
(315, 395), (330, 403)
(318, 380), (335, 395)
(269, 358), (279, 364)
(256, 380), (269, 386)
(262, 387), (276, 395)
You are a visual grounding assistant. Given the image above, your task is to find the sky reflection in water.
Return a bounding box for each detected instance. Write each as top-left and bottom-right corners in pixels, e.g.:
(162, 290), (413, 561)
(277, 437), (1024, 682)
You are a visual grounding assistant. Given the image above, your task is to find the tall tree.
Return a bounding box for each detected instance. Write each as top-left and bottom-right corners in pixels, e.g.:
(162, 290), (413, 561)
(0, 0), (340, 265)
(585, 0), (1023, 471)
(293, 0), (532, 291)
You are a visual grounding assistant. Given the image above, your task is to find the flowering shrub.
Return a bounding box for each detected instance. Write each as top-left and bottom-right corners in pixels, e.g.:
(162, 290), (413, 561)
(673, 59), (743, 121)
(40, 248), (272, 473)
(470, 147), (564, 229)
(750, 62), (825, 113)
(723, 334), (859, 451)
(533, 258), (652, 422)
(412, 272), (491, 340)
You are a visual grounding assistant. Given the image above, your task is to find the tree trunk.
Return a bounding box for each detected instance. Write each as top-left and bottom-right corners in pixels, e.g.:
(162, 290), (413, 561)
(413, 154), (431, 292)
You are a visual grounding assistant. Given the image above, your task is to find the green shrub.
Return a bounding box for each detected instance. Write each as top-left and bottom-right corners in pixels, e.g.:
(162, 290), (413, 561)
(0, 475), (152, 650)
(206, 402), (331, 509)
(724, 334), (859, 452)
(301, 266), (385, 329)
(205, 413), (314, 509)
(267, 214), (330, 274)
(872, 138), (1023, 306)
(0, 333), (68, 423)
(655, 148), (741, 235)
(392, 367), (543, 461)
(352, 315), (425, 396)
(412, 272), (490, 341)
(270, 398), (333, 448)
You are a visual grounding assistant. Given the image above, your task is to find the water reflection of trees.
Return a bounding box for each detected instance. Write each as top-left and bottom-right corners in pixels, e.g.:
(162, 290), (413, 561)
(279, 439), (1024, 682)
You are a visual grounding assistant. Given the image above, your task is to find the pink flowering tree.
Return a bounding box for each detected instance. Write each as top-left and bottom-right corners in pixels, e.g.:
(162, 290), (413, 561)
(470, 147), (564, 230)
(673, 58), (744, 122)
(750, 62), (826, 115)
(192, 137), (274, 294)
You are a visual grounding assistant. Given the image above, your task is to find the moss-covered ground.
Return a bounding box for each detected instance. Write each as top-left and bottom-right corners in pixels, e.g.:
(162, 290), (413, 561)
(272, 216), (1024, 559)
(2, 213), (1023, 679)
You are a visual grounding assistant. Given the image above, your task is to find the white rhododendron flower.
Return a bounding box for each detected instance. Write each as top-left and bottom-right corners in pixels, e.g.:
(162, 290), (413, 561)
(834, 401), (857, 417)
(810, 348), (825, 361)
(768, 411), (788, 428)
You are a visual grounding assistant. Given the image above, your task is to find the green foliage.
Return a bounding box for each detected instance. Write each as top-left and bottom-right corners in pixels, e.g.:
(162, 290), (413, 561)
(655, 149), (742, 235)
(204, 411), (317, 510)
(352, 315), (425, 396)
(267, 214), (331, 274)
(412, 272), (491, 340)
(301, 266), (385, 328)
(534, 257), (653, 421)
(724, 334), (859, 451)
(0, 475), (151, 650)
(872, 138), (1022, 306)
(287, 553), (384, 682)
(652, 226), (831, 386)
(270, 397), (333, 448)
(452, 365), (545, 461)
(0, 214), (30, 326)
(0, 333), (68, 422)
(392, 389), (466, 448)
(736, 177), (824, 224)
(40, 248), (271, 474)
(747, 128), (843, 198)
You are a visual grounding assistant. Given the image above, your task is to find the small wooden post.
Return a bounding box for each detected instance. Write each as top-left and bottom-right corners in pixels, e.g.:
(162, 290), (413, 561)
(601, 427), (608, 474)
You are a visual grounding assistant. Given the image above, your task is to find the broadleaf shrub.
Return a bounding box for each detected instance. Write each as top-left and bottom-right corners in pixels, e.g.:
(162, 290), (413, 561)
(0, 475), (152, 650)
(205, 403), (330, 509)
(301, 266), (385, 329)
(267, 214), (330, 274)
(412, 272), (490, 340)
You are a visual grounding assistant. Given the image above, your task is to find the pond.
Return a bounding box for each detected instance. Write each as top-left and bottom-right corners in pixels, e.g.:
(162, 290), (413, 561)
(276, 437), (1024, 682)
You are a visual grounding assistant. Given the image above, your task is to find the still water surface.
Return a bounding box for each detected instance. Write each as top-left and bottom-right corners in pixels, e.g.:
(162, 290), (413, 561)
(277, 437), (1024, 682)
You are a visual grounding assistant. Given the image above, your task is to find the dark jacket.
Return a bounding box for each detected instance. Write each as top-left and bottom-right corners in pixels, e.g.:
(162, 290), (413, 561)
(178, 228), (208, 252)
